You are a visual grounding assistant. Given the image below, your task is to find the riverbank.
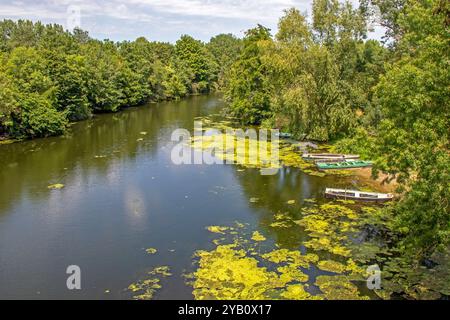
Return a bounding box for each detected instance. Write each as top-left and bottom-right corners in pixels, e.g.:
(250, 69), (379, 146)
(346, 167), (398, 193)
(0, 92), (218, 146)
(0, 137), (15, 145)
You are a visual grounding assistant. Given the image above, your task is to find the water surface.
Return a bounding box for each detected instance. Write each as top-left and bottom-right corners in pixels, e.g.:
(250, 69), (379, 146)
(0, 95), (352, 299)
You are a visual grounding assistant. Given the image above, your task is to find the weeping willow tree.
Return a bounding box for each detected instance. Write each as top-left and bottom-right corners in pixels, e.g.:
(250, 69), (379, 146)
(225, 2), (385, 141)
(271, 3), (379, 141)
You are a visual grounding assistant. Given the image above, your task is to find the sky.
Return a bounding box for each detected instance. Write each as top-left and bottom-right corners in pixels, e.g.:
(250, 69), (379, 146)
(0, 0), (384, 43)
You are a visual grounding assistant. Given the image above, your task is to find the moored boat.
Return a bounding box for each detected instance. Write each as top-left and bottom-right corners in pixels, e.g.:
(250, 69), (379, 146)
(317, 160), (372, 170)
(302, 153), (360, 161)
(325, 188), (394, 202)
(275, 132), (293, 138)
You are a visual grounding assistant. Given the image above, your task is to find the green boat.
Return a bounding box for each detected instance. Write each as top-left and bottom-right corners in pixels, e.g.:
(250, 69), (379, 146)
(317, 160), (373, 170)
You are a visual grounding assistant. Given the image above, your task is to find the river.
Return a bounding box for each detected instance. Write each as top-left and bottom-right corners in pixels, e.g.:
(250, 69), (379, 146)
(0, 94), (375, 299)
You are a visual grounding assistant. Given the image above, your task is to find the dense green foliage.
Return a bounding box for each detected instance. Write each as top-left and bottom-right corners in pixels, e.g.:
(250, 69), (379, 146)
(225, 3), (388, 141)
(336, 0), (449, 259)
(0, 21), (240, 139)
(372, 0), (449, 256)
(207, 34), (242, 88)
(225, 0), (449, 259)
(224, 25), (273, 125)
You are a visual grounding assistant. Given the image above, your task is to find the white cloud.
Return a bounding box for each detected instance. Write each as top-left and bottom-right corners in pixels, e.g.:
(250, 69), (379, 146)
(0, 0), (383, 42)
(0, 0), (309, 23)
(126, 0), (307, 21)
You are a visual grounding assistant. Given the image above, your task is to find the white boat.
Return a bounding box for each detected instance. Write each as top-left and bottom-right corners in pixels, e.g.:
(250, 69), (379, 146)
(274, 132), (292, 138)
(302, 153), (360, 161)
(325, 188), (394, 202)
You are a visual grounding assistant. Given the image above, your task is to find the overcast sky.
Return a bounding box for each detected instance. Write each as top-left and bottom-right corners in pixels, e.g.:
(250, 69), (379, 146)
(0, 0), (383, 43)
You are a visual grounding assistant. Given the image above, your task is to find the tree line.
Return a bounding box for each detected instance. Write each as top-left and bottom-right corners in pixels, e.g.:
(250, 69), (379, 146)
(0, 20), (242, 139)
(224, 0), (449, 260)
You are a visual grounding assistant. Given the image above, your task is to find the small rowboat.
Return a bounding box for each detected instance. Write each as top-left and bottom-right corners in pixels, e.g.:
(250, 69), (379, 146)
(275, 132), (292, 138)
(302, 153), (360, 161)
(325, 188), (394, 202)
(317, 160), (373, 170)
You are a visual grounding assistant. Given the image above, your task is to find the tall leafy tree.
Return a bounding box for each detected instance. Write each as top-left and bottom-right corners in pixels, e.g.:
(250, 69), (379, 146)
(3, 47), (67, 137)
(225, 25), (273, 125)
(175, 35), (218, 93)
(373, 0), (449, 257)
(207, 34), (242, 88)
(360, 0), (407, 44)
(0, 56), (16, 136)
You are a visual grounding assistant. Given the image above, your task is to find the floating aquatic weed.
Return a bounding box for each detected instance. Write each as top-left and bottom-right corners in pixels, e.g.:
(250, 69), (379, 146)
(348, 242), (385, 264)
(307, 171), (326, 177)
(358, 206), (391, 227)
(299, 204), (359, 235)
(269, 221), (292, 228)
(274, 212), (288, 220)
(251, 231), (266, 242)
(48, 183), (64, 190)
(191, 243), (322, 300)
(249, 197), (260, 203)
(128, 278), (161, 300)
(234, 221), (247, 228)
(319, 204), (359, 220)
(345, 258), (366, 278)
(268, 212), (295, 229)
(0, 139), (14, 145)
(297, 215), (331, 236)
(261, 249), (318, 268)
(287, 200), (296, 205)
(277, 265), (309, 283)
(206, 226), (230, 234)
(317, 260), (348, 274)
(189, 117), (346, 178)
(304, 237), (352, 257)
(151, 266), (172, 277)
(146, 248), (157, 254)
(315, 275), (370, 300)
(336, 199), (356, 205)
(299, 201), (447, 300)
(140, 132), (147, 135)
(128, 266), (172, 300)
(191, 199), (445, 300)
(190, 222), (325, 300)
(191, 244), (284, 300)
(296, 203), (364, 260)
(373, 249), (450, 300)
(280, 284), (320, 300)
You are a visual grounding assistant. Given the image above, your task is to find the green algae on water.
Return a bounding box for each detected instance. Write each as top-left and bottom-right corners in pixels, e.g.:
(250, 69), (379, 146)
(128, 266), (172, 300)
(146, 248), (157, 254)
(48, 183), (65, 190)
(251, 231), (266, 242)
(206, 226), (229, 234)
(315, 275), (370, 300)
